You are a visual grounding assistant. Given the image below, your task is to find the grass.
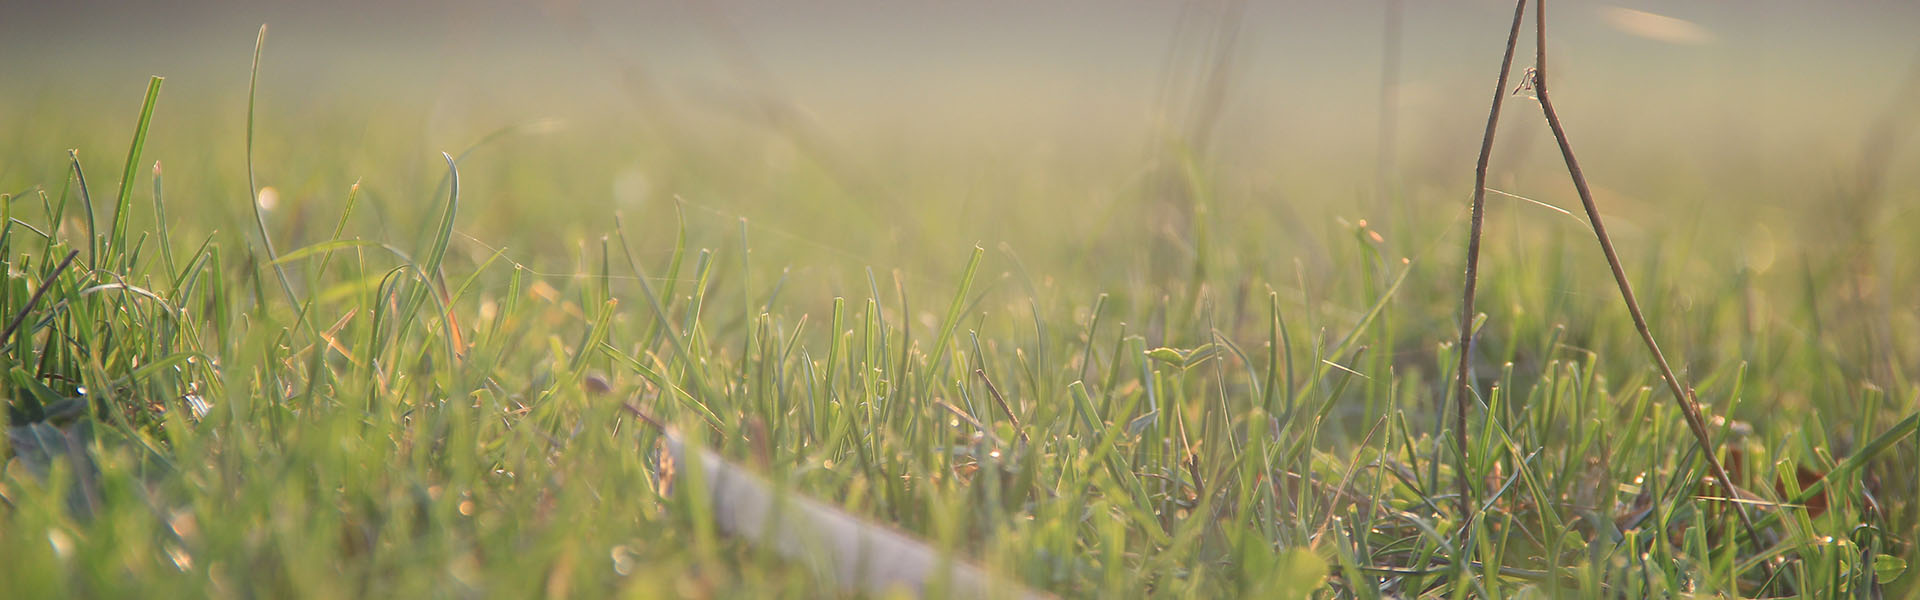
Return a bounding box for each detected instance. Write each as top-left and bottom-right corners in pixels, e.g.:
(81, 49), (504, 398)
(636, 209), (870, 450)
(2, 12), (1919, 600)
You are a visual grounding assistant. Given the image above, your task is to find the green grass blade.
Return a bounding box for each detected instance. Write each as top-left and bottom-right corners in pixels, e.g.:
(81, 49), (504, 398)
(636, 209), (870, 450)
(110, 76), (163, 272)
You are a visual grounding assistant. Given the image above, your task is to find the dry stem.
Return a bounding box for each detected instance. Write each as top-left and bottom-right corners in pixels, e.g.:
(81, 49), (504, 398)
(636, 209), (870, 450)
(1452, 0), (1530, 531)
(1526, 0), (1774, 588)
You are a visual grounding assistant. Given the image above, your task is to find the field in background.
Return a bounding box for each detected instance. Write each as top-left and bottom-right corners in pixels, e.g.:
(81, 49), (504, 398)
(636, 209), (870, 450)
(2, 2), (1918, 597)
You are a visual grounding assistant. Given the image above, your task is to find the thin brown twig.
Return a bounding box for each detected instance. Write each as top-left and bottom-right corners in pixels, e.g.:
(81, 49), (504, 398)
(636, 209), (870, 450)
(1525, 0), (1775, 588)
(620, 402), (667, 431)
(1453, 0), (1530, 532)
(934, 399), (1010, 449)
(3, 250), (81, 346)
(974, 368), (1030, 446)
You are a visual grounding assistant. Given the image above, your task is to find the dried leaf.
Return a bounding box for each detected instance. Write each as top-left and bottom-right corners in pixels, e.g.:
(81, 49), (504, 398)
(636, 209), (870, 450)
(5, 420), (102, 519)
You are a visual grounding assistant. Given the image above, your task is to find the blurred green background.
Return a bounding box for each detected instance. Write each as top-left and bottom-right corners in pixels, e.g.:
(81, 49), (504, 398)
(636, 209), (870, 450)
(2, 0), (1916, 395)
(6, 1), (1915, 260)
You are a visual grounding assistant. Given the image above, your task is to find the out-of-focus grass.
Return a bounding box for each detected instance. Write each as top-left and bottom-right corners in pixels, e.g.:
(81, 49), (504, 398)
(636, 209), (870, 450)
(1, 18), (1918, 598)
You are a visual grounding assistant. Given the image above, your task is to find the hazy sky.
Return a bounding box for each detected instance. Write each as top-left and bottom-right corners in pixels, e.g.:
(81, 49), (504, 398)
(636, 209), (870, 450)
(5, 1), (1917, 178)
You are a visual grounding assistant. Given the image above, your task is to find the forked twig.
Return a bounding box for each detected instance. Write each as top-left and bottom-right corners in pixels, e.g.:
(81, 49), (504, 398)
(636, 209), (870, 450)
(1453, 0), (1530, 531)
(1526, 0), (1773, 586)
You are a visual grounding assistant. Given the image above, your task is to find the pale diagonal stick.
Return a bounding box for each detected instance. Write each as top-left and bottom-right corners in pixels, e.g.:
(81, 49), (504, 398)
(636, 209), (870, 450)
(624, 404), (1051, 600)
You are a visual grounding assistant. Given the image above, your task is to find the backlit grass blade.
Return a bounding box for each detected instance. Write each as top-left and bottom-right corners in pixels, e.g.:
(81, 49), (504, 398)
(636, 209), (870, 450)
(243, 24), (300, 310)
(66, 151), (98, 269)
(149, 161), (176, 281)
(928, 245), (984, 376)
(110, 76), (162, 272)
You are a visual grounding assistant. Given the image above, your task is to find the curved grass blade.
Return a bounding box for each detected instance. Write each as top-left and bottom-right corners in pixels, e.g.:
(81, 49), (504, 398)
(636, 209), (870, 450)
(243, 25), (301, 309)
(111, 76), (163, 272)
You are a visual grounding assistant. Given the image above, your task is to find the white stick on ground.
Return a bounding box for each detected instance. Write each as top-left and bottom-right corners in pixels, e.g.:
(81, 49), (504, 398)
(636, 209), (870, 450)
(656, 430), (1053, 600)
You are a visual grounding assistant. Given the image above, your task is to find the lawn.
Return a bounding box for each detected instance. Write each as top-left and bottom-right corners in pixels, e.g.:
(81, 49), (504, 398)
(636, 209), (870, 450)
(2, 3), (1918, 598)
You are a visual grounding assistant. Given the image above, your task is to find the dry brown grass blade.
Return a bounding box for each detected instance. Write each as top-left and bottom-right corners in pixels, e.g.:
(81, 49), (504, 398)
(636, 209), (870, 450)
(626, 404), (1051, 600)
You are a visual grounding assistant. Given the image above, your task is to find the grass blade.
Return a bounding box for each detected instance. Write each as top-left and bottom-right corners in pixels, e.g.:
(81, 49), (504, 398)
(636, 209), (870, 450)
(110, 76), (162, 272)
(244, 24), (301, 310)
